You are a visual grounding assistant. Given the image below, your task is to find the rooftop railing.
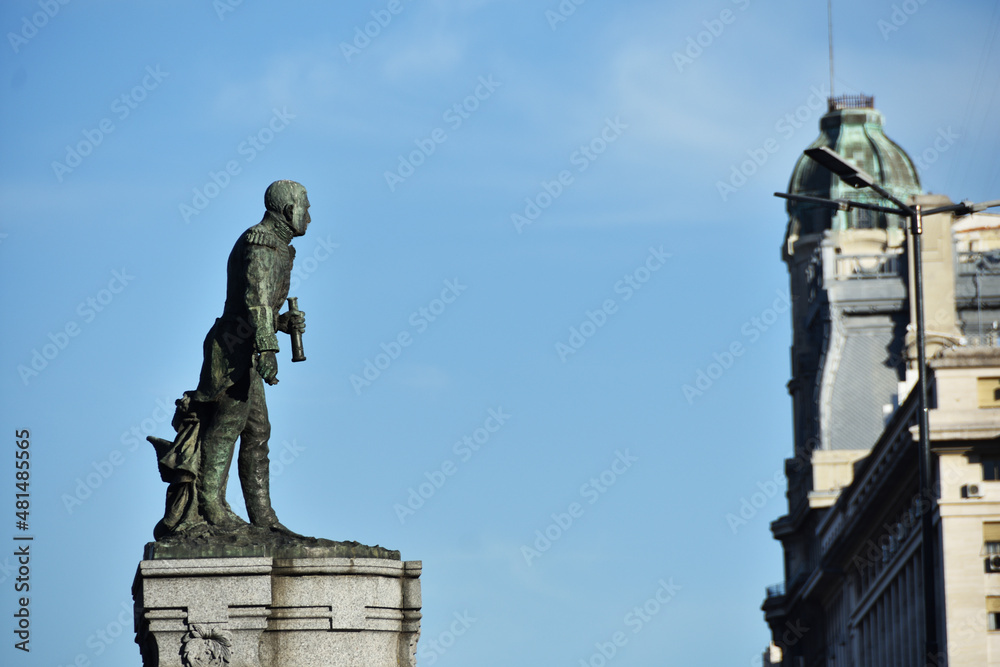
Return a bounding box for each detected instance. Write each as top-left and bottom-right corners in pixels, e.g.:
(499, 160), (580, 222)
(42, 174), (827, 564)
(828, 94), (875, 111)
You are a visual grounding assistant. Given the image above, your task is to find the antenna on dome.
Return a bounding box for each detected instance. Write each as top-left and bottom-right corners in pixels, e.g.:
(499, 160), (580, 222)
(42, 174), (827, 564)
(828, 0), (835, 99)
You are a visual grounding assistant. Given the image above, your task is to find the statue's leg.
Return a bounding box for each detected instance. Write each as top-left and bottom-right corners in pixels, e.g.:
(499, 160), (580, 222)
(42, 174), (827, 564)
(217, 434), (246, 526)
(197, 389), (250, 526)
(237, 374), (286, 529)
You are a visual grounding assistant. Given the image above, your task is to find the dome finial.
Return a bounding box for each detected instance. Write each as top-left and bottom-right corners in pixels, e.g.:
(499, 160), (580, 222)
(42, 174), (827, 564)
(785, 102), (921, 237)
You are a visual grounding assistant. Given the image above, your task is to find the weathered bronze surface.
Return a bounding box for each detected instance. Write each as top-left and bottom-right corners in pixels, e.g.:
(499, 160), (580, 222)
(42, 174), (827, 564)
(146, 180), (396, 559)
(144, 524), (400, 560)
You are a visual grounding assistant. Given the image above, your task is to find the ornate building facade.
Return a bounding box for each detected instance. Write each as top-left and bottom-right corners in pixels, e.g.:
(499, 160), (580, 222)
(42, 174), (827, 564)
(762, 95), (1000, 666)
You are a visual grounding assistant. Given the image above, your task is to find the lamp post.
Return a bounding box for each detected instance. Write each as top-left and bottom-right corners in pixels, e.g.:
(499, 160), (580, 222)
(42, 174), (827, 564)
(776, 146), (1000, 662)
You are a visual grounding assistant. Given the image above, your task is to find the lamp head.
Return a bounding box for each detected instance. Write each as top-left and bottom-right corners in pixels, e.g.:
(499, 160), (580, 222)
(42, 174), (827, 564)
(805, 146), (876, 189)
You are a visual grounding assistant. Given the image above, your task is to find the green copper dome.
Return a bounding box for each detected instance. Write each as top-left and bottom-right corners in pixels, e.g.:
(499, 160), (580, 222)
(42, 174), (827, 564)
(787, 96), (921, 236)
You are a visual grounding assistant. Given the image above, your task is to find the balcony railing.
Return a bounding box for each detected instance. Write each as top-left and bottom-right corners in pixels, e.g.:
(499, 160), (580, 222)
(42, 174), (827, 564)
(963, 333), (1000, 348)
(834, 253), (902, 280)
(765, 582), (785, 599)
(958, 251), (1000, 275)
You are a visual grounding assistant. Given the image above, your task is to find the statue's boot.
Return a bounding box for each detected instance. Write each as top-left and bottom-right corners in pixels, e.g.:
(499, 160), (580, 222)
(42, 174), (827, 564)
(198, 437), (242, 528)
(222, 500), (248, 526)
(217, 461), (248, 527)
(239, 438), (301, 537)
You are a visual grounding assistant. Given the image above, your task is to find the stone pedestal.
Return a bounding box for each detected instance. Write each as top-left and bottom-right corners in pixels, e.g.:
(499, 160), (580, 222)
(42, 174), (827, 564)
(133, 557), (421, 667)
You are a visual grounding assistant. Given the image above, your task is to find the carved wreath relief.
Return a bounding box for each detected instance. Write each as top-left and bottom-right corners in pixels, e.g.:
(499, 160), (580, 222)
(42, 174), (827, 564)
(181, 624), (233, 667)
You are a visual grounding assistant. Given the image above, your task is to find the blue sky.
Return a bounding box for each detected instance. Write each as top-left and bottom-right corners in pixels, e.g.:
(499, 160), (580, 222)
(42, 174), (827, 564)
(1, 1), (998, 665)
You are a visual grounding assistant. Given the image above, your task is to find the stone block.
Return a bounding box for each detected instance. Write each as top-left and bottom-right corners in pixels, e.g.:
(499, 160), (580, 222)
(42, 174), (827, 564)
(133, 557), (421, 667)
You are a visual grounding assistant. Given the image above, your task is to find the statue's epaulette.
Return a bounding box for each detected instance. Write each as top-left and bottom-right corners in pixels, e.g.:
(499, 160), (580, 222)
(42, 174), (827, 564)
(245, 226), (279, 248)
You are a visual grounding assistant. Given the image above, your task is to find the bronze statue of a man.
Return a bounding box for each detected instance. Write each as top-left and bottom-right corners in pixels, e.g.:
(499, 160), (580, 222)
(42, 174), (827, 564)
(190, 179), (310, 531)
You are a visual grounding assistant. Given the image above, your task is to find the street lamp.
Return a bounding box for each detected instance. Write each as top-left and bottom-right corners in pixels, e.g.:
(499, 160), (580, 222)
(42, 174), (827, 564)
(776, 146), (1000, 662)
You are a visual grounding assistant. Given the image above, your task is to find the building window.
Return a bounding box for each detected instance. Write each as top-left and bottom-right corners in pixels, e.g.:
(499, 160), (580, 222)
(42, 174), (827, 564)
(984, 459), (1000, 481)
(985, 524), (1000, 556)
(988, 597), (1000, 629)
(854, 208), (875, 229)
(978, 378), (1000, 408)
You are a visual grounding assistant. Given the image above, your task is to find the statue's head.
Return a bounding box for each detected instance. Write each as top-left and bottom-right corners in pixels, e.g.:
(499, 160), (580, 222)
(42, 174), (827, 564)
(264, 180), (310, 237)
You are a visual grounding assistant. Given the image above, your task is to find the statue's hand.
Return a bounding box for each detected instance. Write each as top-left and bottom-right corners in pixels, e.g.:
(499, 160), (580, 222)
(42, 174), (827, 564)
(278, 309), (306, 334)
(257, 351), (279, 385)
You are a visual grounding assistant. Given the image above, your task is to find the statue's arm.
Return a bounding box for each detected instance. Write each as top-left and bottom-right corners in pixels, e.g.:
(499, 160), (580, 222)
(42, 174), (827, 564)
(244, 244), (279, 354)
(244, 243), (281, 385)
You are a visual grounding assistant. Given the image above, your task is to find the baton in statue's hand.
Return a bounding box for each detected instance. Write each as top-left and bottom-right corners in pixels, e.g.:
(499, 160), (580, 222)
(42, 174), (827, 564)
(287, 297), (306, 362)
